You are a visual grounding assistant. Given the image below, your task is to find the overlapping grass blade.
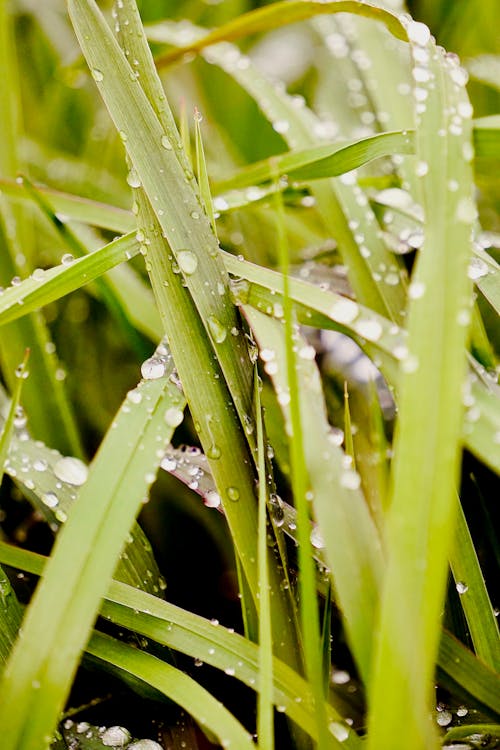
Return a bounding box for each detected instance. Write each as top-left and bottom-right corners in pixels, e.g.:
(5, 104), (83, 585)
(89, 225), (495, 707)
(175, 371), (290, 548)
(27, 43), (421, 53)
(0, 565), (21, 671)
(86, 0), (301, 669)
(148, 19), (407, 323)
(0, 351), (185, 749)
(243, 305), (383, 689)
(0, 541), (362, 748)
(87, 631), (256, 750)
(367, 26), (477, 750)
(0, 350), (29, 487)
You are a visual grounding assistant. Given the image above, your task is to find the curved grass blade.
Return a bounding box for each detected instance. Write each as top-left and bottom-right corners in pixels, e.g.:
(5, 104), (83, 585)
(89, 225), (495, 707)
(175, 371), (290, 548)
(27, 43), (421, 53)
(87, 631), (256, 750)
(0, 541), (361, 748)
(367, 28), (477, 750)
(0, 565), (21, 672)
(0, 350), (185, 750)
(0, 350), (29, 488)
(214, 130), (415, 193)
(154, 0), (408, 69)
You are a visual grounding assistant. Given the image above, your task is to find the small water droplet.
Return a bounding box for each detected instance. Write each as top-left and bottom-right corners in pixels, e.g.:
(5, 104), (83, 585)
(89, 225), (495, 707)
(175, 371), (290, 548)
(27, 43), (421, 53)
(456, 581), (468, 595)
(227, 487), (240, 502)
(409, 280), (426, 299)
(272, 120), (290, 134)
(91, 68), (104, 82)
(61, 253), (74, 266)
(310, 527), (325, 549)
(161, 134), (172, 150)
(204, 490), (221, 509)
(436, 710), (453, 727)
(43, 492), (59, 508)
(177, 250), (198, 275)
(33, 458), (48, 472)
(207, 444), (222, 460)
(54, 457), (88, 486)
(355, 319), (383, 341)
(331, 669), (350, 685)
(340, 470), (361, 490)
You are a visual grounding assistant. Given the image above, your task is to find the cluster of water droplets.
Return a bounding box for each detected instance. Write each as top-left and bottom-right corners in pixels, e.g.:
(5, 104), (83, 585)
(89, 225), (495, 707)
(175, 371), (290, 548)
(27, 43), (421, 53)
(62, 720), (164, 750)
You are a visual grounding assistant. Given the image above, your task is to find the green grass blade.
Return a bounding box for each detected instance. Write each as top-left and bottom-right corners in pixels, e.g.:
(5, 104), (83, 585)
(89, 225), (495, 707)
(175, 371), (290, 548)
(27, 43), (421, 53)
(367, 25), (477, 750)
(450, 500), (500, 671)
(87, 631), (256, 750)
(0, 565), (21, 673)
(244, 305), (383, 688)
(148, 20), (408, 323)
(154, 0), (408, 69)
(0, 352), (185, 750)
(0, 350), (29, 487)
(214, 130), (415, 191)
(195, 110), (218, 236)
(0, 542), (361, 748)
(255, 373), (274, 750)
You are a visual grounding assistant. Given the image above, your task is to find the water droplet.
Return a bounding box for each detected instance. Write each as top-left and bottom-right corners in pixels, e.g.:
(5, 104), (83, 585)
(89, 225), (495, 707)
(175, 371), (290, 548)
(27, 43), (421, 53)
(224, 666), (235, 676)
(355, 319), (383, 341)
(227, 487), (240, 501)
(455, 197), (477, 224)
(160, 134), (172, 150)
(456, 581), (468, 594)
(273, 120), (290, 134)
(141, 356), (166, 380)
(54, 457), (88, 486)
(406, 21), (431, 46)
(102, 727), (132, 747)
(436, 710), (453, 727)
(298, 345), (316, 360)
(310, 527), (325, 549)
(409, 280), (426, 299)
(127, 388), (143, 404)
(33, 458), (48, 472)
(329, 298), (359, 325)
(269, 493), (284, 527)
(204, 490), (221, 509)
(468, 258), (488, 281)
(340, 470), (361, 490)
(456, 706), (468, 717)
(127, 741), (164, 750)
(331, 669), (350, 685)
(91, 69), (104, 82)
(164, 407), (184, 428)
(415, 160), (429, 177)
(61, 253), (74, 266)
(43, 492), (59, 508)
(177, 250), (198, 275)
(207, 444), (222, 460)
(207, 315), (227, 344)
(329, 722), (349, 742)
(126, 168), (142, 188)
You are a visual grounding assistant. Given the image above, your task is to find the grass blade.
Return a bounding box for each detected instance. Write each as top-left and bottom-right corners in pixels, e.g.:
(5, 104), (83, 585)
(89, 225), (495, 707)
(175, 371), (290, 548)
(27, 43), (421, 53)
(367, 25), (477, 750)
(0, 351), (184, 749)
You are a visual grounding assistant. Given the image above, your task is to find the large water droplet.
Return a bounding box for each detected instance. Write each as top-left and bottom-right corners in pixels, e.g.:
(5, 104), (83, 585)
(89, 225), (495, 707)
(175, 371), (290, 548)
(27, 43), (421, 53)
(177, 250), (198, 275)
(164, 407), (184, 428)
(204, 490), (221, 509)
(141, 356), (166, 380)
(406, 20), (431, 46)
(329, 298), (359, 325)
(54, 457), (88, 486)
(329, 722), (349, 742)
(101, 727), (131, 747)
(127, 741), (164, 750)
(355, 319), (383, 341)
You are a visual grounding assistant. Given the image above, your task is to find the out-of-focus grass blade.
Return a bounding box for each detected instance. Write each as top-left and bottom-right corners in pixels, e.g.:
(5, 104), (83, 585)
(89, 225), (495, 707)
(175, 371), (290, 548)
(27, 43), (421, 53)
(473, 115), (500, 159)
(0, 352), (185, 750)
(0, 350), (29, 487)
(450, 500), (500, 671)
(243, 305), (384, 688)
(0, 542), (362, 748)
(0, 2), (81, 457)
(443, 724), (500, 744)
(154, 0), (408, 69)
(194, 110), (217, 235)
(367, 25), (477, 750)
(0, 232), (139, 326)
(87, 631), (256, 750)
(0, 177), (135, 234)
(466, 57), (500, 91)
(214, 130), (415, 192)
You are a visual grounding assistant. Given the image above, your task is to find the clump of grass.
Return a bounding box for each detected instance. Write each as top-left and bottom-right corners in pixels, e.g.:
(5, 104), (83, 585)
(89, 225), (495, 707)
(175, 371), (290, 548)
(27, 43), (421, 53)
(0, 1), (498, 749)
